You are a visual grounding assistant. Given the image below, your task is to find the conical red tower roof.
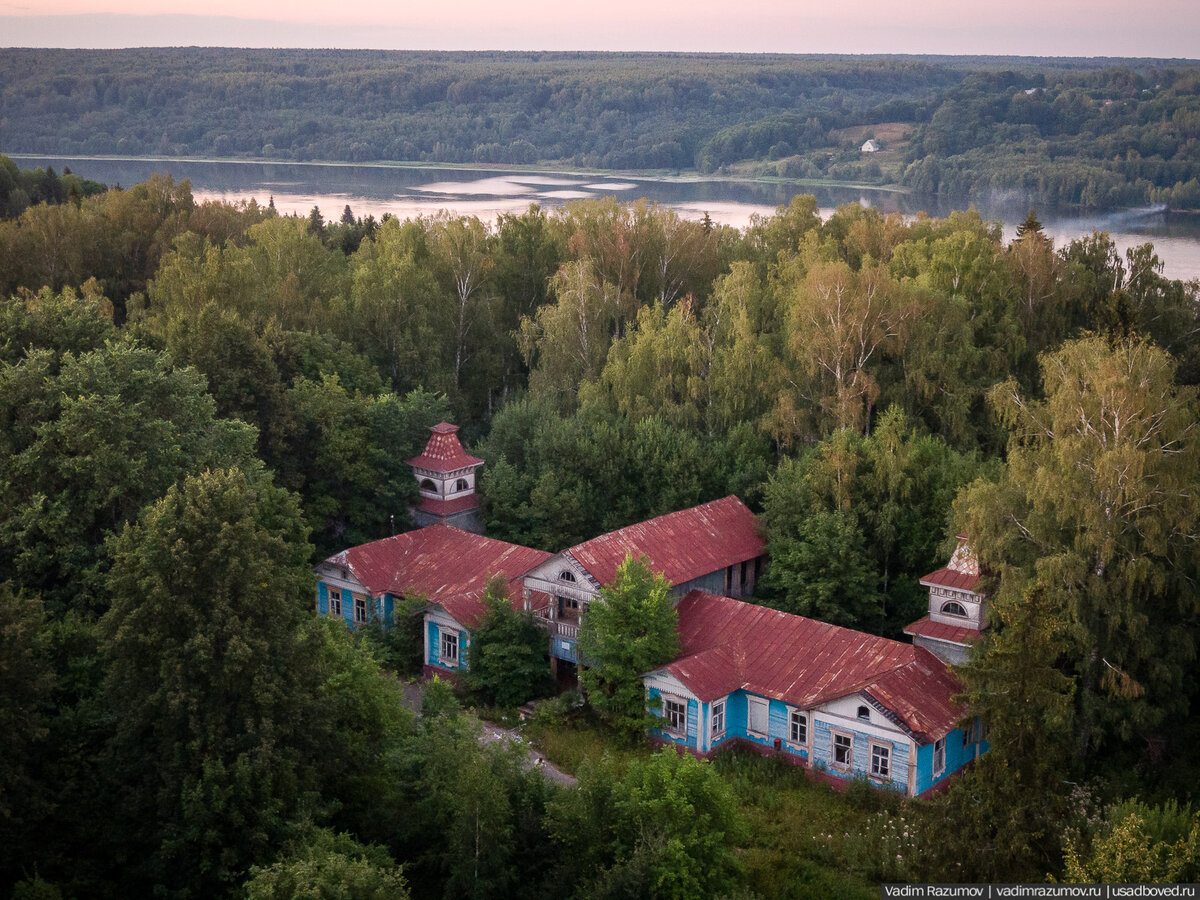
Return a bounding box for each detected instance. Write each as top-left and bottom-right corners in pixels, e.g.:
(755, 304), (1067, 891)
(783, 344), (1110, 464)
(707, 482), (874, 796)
(405, 422), (484, 473)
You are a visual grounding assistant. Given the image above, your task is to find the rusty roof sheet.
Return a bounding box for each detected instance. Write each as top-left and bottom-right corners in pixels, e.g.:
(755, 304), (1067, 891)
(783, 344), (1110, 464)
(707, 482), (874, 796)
(418, 494), (480, 516)
(903, 615), (982, 646)
(565, 496), (764, 587)
(662, 591), (966, 742)
(323, 525), (550, 628)
(919, 566), (981, 592)
(406, 422), (485, 473)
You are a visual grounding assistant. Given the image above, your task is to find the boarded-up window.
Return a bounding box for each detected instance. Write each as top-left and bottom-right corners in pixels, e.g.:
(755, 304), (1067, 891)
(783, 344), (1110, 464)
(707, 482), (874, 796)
(748, 697), (769, 736)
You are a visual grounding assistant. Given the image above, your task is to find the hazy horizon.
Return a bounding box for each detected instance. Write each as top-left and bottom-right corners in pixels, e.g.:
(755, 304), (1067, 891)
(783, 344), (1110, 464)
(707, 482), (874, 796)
(2, 1), (1198, 58)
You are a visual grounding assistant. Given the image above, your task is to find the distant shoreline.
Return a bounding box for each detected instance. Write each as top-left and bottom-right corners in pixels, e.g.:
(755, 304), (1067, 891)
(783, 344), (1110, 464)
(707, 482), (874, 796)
(3, 153), (911, 196)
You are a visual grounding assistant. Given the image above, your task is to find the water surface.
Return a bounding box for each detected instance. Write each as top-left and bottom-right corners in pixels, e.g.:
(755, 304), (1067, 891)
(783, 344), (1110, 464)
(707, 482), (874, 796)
(14, 156), (1200, 282)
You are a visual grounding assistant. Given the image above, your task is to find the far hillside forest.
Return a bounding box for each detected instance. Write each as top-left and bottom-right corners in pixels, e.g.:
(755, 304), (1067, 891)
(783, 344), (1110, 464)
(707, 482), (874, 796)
(2, 148), (1200, 898)
(3, 50), (1200, 209)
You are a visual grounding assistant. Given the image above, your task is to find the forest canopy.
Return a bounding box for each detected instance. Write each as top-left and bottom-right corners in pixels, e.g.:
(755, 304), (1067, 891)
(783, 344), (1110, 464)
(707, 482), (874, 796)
(2, 49), (1200, 209)
(2, 164), (1199, 896)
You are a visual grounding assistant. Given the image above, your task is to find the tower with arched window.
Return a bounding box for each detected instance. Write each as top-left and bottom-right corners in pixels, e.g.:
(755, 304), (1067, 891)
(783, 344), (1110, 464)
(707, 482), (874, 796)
(405, 422), (485, 534)
(903, 535), (988, 665)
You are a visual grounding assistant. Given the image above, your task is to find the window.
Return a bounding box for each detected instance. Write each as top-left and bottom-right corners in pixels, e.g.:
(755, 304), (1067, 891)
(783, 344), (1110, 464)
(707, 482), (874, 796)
(328, 588), (342, 617)
(664, 697), (687, 735)
(871, 743), (891, 778)
(454, 478), (469, 492)
(941, 600), (968, 617)
(857, 704), (870, 721)
(833, 733), (853, 770)
(790, 711), (807, 744)
(559, 570), (576, 582)
(711, 700), (726, 738)
(440, 630), (459, 664)
(419, 478), (437, 493)
(933, 736), (946, 775)
(353, 596), (366, 624)
(748, 697), (769, 736)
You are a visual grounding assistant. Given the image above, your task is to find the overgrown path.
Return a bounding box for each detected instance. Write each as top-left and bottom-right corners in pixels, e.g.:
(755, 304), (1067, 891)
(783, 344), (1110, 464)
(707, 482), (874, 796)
(400, 680), (577, 787)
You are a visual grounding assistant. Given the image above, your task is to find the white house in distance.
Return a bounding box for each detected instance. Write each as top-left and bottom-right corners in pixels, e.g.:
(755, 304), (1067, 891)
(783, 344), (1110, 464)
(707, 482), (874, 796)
(520, 496), (767, 678)
(903, 535), (987, 665)
(861, 139), (880, 153)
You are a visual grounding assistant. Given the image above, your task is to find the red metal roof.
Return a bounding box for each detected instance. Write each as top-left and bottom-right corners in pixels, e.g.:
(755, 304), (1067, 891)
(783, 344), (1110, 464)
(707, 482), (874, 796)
(919, 567), (981, 592)
(920, 535), (982, 592)
(323, 525), (550, 628)
(903, 615), (982, 646)
(417, 494), (480, 516)
(406, 422), (485, 473)
(564, 496), (764, 587)
(662, 591), (966, 742)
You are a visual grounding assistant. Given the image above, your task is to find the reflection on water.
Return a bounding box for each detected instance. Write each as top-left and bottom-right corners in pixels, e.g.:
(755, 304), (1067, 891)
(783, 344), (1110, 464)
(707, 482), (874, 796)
(11, 156), (1200, 281)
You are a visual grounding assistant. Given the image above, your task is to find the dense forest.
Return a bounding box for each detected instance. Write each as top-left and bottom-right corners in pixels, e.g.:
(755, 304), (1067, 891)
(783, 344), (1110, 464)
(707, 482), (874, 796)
(3, 49), (1200, 209)
(2, 155), (1200, 897)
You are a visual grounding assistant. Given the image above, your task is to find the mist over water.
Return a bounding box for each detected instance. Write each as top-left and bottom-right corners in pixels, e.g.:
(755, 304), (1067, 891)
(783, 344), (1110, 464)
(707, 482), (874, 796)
(15, 156), (1200, 281)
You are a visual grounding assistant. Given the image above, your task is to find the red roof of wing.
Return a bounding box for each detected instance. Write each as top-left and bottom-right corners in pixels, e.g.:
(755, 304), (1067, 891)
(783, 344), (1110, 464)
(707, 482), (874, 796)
(418, 494), (481, 516)
(903, 615), (982, 646)
(662, 591), (965, 742)
(565, 496), (764, 587)
(322, 525), (550, 628)
(919, 567), (981, 592)
(406, 422), (484, 473)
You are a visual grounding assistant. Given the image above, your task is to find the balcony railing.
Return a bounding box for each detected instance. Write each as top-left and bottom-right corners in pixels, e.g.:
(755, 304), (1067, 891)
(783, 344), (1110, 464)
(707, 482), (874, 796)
(534, 613), (579, 641)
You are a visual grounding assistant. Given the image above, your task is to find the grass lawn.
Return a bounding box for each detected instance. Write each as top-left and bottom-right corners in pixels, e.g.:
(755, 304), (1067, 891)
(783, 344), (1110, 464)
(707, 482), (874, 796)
(522, 713), (929, 899)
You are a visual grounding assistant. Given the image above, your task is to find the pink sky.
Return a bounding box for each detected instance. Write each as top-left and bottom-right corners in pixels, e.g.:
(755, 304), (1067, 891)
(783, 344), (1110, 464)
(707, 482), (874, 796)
(2, 0), (1197, 56)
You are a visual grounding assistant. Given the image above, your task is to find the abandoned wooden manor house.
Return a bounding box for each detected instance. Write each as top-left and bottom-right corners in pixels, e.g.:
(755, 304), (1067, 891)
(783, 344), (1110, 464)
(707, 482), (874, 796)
(313, 423), (990, 798)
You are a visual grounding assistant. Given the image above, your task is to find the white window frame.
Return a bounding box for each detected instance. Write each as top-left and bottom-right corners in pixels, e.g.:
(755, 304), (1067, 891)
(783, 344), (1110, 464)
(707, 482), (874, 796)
(933, 736), (946, 776)
(789, 710), (807, 745)
(663, 695), (687, 736)
(353, 595), (366, 624)
(832, 730), (854, 771)
(941, 600), (968, 617)
(328, 588), (342, 617)
(440, 630), (459, 664)
(747, 696), (769, 737)
(711, 699), (726, 738)
(870, 741), (891, 779)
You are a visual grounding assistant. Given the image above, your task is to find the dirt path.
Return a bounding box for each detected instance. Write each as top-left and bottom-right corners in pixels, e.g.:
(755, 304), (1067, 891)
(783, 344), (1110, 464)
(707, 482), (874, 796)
(399, 680), (576, 787)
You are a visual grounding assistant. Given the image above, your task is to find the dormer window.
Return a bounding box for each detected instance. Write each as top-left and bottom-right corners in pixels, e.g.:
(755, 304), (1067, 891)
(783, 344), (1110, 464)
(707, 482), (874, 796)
(559, 570), (576, 582)
(857, 705), (870, 721)
(941, 601), (968, 618)
(454, 478), (469, 492)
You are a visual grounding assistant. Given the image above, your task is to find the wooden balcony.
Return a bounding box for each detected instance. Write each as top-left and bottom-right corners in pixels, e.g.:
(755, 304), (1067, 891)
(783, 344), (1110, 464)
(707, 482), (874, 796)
(534, 613), (579, 641)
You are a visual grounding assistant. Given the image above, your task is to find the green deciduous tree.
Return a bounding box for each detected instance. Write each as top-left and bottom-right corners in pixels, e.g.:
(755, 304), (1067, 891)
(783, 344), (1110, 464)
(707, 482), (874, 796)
(243, 828), (409, 900)
(578, 554), (680, 740)
(0, 340), (257, 615)
(462, 576), (553, 708)
(99, 467), (318, 897)
(550, 749), (741, 900)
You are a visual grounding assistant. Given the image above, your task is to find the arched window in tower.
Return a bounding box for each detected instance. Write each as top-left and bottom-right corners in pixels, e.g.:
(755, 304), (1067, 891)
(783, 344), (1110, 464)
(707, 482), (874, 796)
(941, 600), (968, 618)
(454, 478), (470, 492)
(419, 478), (437, 493)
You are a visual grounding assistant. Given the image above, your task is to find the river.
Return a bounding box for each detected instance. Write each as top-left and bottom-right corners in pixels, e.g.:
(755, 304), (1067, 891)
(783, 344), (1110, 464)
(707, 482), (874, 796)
(12, 155), (1200, 282)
